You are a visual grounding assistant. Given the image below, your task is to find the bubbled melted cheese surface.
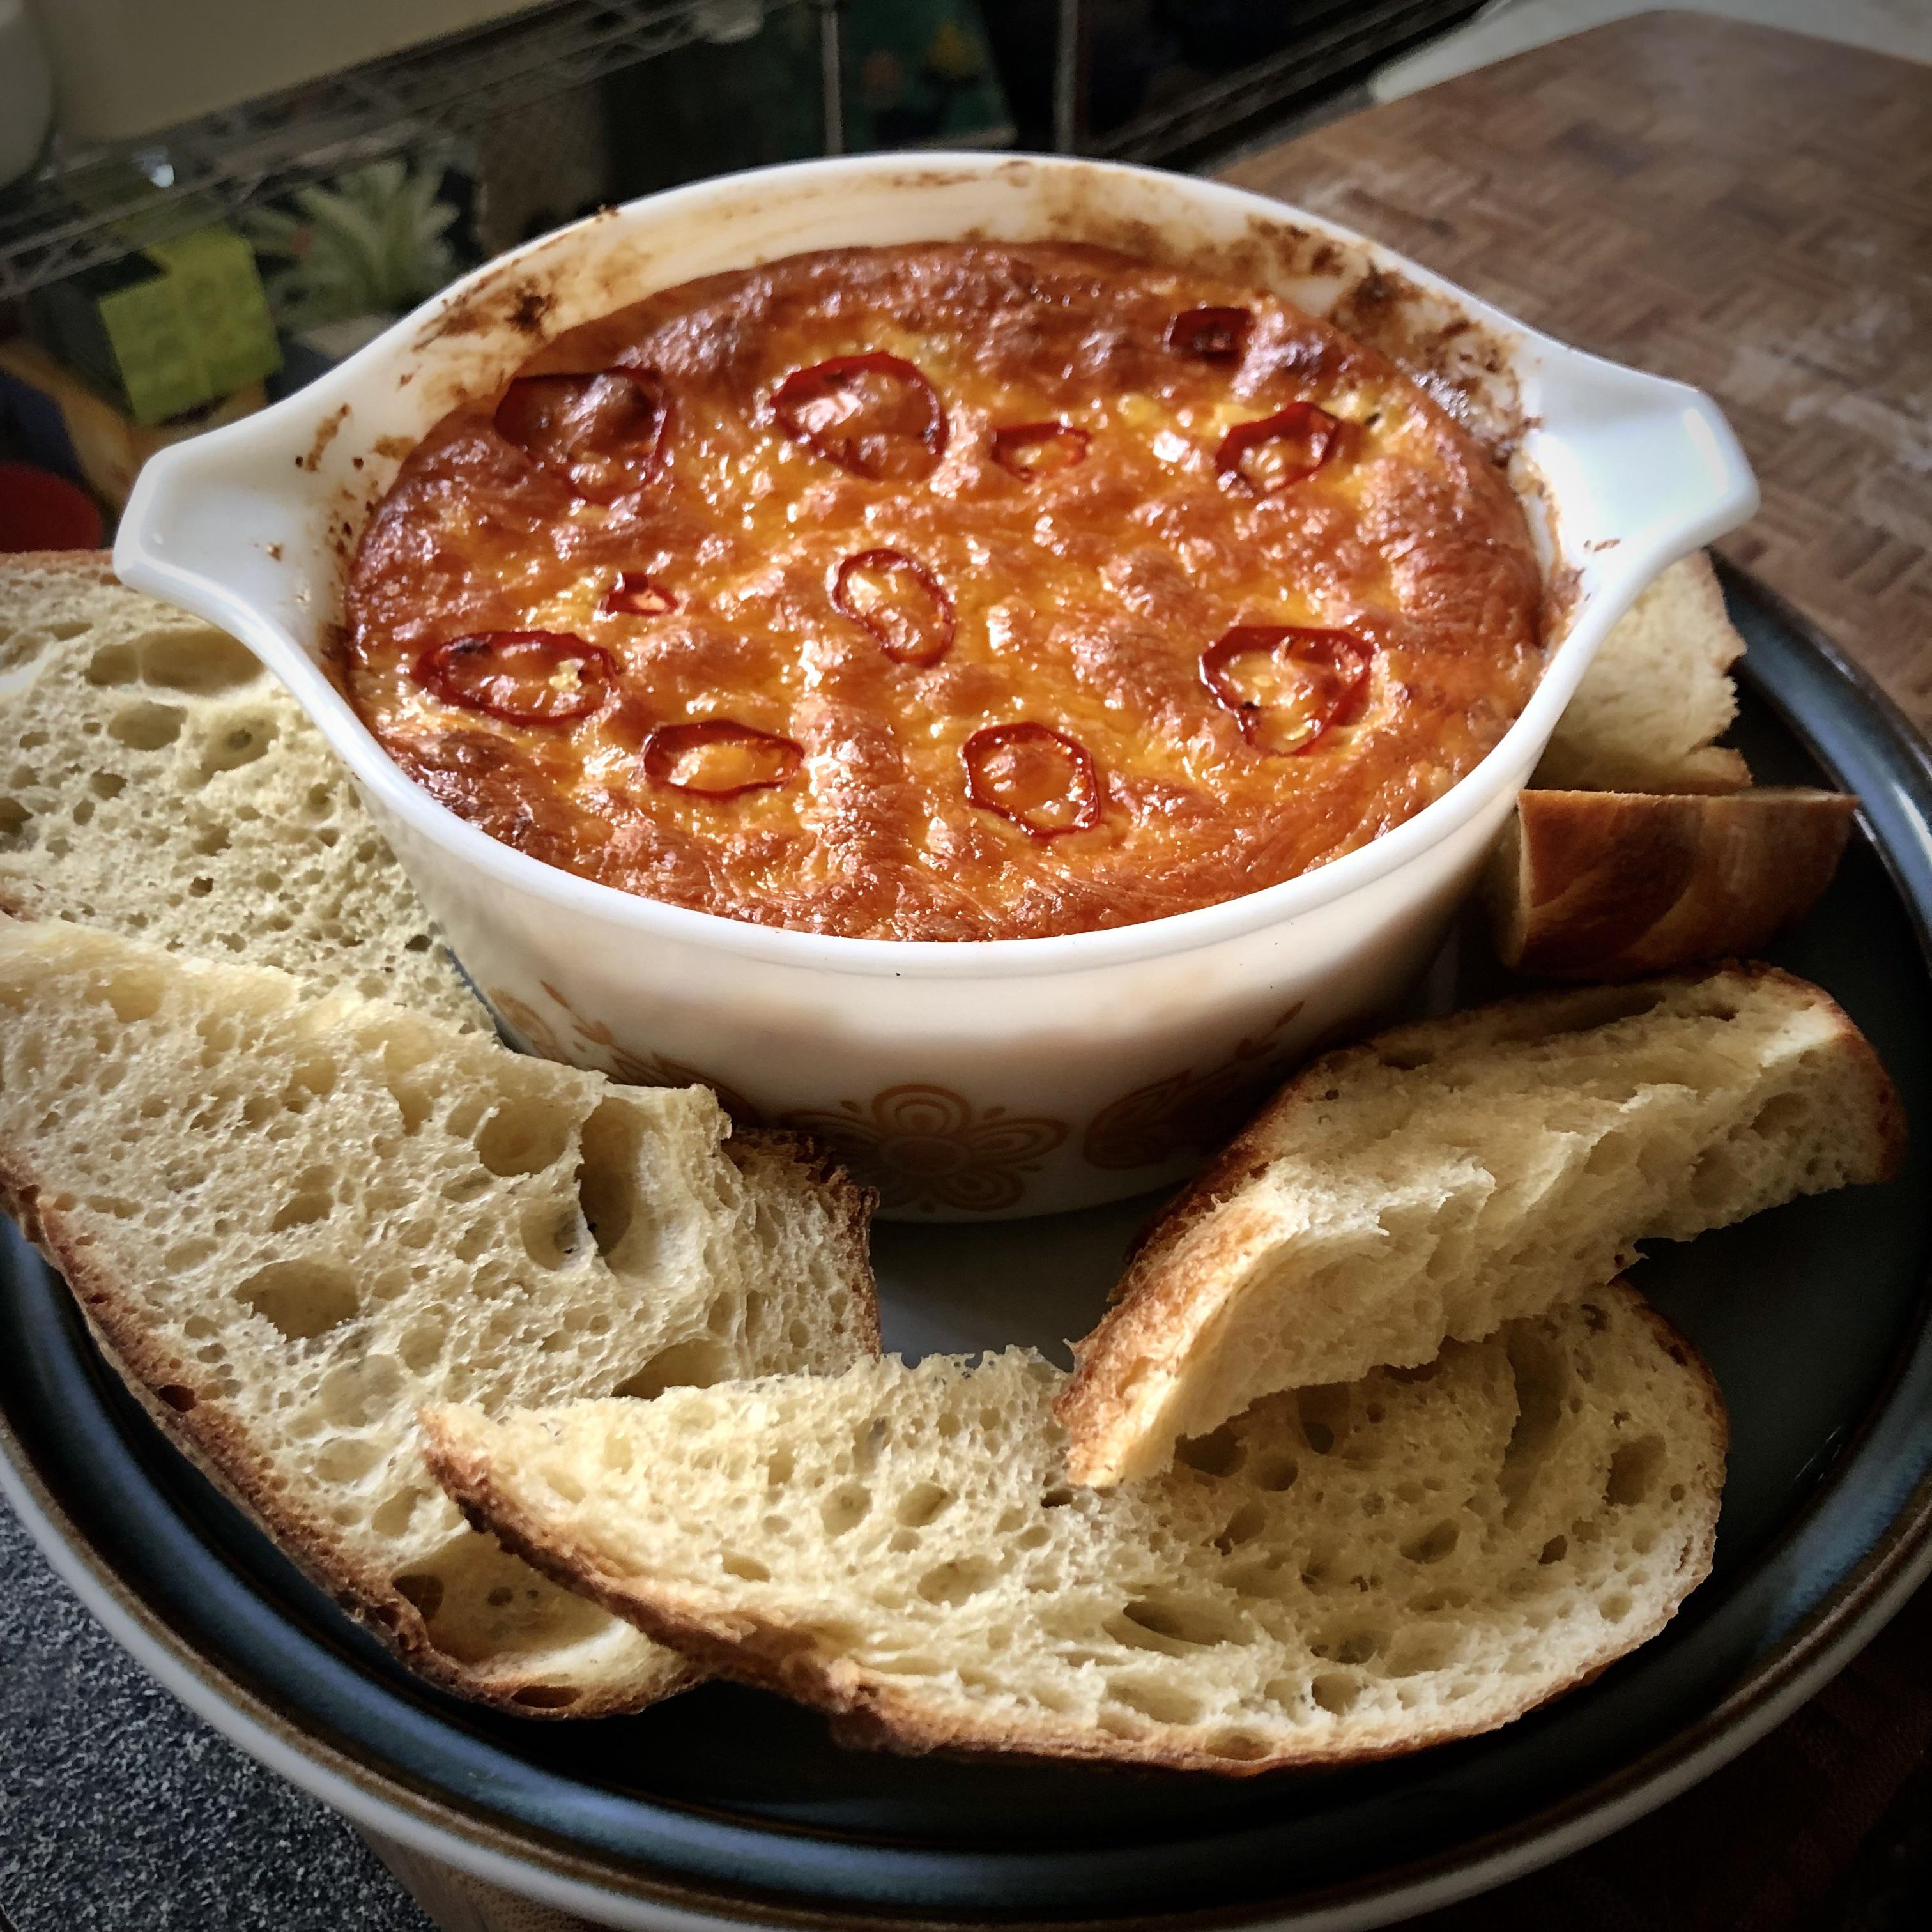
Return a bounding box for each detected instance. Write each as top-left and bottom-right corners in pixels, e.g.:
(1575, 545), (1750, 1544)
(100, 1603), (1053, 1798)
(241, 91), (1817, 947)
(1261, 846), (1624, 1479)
(344, 243), (1544, 941)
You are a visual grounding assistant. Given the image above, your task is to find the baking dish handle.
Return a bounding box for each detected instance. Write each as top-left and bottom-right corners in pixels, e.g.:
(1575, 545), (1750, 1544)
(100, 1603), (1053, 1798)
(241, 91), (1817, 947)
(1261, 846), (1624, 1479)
(1528, 342), (1760, 589)
(113, 395), (348, 698)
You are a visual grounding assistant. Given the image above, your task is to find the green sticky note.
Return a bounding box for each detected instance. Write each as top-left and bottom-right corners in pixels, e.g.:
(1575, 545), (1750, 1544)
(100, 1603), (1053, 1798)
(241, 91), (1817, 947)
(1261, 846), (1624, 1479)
(95, 271), (206, 425)
(146, 228), (282, 397)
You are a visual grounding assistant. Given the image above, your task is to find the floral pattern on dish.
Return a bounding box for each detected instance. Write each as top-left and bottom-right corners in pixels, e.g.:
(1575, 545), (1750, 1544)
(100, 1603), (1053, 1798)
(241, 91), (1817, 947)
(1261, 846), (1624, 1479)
(1082, 1002), (1307, 1170)
(780, 1084), (1067, 1213)
(485, 982), (763, 1125)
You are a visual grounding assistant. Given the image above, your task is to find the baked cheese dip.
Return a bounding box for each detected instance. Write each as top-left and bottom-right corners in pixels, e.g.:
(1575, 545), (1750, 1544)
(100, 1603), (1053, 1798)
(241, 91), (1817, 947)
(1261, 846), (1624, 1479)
(342, 243), (1544, 941)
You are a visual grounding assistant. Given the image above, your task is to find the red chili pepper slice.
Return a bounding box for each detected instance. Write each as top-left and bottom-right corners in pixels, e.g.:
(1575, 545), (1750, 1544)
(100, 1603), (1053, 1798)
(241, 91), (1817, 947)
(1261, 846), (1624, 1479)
(1200, 625), (1372, 755)
(414, 632), (617, 726)
(1166, 306), (1253, 364)
(493, 369), (671, 504)
(830, 548), (955, 666)
(989, 421), (1091, 479)
(770, 354), (947, 480)
(601, 571), (678, 617)
(962, 723), (1103, 839)
(1215, 401), (1342, 495)
(642, 719), (803, 799)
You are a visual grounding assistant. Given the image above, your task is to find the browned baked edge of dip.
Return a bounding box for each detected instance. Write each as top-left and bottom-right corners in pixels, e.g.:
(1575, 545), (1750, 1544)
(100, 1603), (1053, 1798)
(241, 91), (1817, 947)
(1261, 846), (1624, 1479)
(341, 241), (1544, 941)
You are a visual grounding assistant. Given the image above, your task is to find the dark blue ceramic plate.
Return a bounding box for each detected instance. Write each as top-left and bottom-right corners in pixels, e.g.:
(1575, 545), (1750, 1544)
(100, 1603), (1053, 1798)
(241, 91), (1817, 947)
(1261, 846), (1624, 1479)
(3, 565), (1930, 1930)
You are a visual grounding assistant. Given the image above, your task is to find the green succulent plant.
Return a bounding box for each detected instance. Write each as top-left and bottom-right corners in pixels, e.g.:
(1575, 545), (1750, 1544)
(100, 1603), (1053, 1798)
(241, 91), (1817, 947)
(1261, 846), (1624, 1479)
(242, 148), (461, 332)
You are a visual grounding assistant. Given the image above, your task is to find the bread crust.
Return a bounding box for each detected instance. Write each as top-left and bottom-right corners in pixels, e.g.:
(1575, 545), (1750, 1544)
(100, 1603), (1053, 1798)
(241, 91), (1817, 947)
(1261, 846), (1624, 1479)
(420, 1282), (1728, 1775)
(1488, 788), (1856, 978)
(0, 1118), (879, 1717)
(1058, 963), (1905, 1489)
(0, 1156), (697, 1714)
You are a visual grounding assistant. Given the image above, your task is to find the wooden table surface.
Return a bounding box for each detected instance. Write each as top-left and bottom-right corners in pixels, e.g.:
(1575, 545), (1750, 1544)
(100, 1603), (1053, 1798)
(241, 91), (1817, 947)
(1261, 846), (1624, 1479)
(1227, 9), (1932, 734)
(381, 13), (1932, 1930)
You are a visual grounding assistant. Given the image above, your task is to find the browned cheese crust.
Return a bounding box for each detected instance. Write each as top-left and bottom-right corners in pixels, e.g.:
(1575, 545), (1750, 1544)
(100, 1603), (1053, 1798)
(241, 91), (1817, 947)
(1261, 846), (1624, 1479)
(1487, 787), (1857, 979)
(344, 243), (1545, 940)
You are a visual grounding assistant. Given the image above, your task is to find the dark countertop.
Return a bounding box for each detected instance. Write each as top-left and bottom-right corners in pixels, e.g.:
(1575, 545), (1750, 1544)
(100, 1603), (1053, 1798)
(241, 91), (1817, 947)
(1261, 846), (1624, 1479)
(0, 1498), (428, 1932)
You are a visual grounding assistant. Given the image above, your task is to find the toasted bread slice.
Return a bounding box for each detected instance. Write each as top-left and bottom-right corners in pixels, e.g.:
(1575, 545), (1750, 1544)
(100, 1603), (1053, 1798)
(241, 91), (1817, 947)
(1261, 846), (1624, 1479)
(1487, 788), (1857, 979)
(0, 551), (482, 1029)
(1059, 966), (1901, 1488)
(424, 1282), (1724, 1775)
(1537, 554), (1751, 795)
(0, 917), (878, 1713)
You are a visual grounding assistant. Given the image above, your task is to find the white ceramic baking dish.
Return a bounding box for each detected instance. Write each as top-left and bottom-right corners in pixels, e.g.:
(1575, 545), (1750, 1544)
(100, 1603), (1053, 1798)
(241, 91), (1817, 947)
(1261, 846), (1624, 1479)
(114, 153), (1756, 1218)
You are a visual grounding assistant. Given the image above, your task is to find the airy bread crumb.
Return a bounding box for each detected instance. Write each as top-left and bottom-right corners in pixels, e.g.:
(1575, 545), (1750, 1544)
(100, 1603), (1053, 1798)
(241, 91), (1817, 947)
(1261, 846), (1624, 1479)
(424, 1282), (1724, 1774)
(1537, 553), (1750, 794)
(0, 551), (482, 1029)
(1059, 965), (1901, 1487)
(0, 917), (877, 1713)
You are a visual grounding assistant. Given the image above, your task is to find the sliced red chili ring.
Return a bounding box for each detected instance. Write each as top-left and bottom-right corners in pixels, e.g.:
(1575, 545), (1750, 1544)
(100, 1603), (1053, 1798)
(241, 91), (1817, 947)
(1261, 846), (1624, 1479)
(413, 631), (616, 726)
(1215, 401), (1342, 495)
(1166, 305), (1253, 364)
(962, 722), (1103, 839)
(989, 420), (1091, 479)
(1200, 625), (1372, 755)
(830, 548), (955, 666)
(493, 368), (671, 505)
(770, 353), (947, 480)
(601, 571), (678, 617)
(642, 719), (803, 799)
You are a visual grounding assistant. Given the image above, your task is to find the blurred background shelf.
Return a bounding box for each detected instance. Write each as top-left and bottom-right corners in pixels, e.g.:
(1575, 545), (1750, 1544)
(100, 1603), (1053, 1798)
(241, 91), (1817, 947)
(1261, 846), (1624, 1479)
(1, 0), (1503, 310)
(0, 0), (827, 307)
(0, 0), (1498, 539)
(1063, 0), (1483, 164)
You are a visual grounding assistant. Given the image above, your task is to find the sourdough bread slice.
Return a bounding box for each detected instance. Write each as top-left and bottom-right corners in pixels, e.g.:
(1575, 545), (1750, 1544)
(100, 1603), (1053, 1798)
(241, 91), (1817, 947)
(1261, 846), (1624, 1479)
(0, 551), (482, 1030)
(1059, 965), (1901, 1487)
(1537, 554), (1751, 795)
(1487, 788), (1857, 979)
(0, 917), (878, 1713)
(424, 1282), (1724, 1775)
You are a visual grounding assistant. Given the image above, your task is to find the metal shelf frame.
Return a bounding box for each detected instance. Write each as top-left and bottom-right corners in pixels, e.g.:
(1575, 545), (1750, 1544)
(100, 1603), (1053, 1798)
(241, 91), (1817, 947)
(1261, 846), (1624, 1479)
(0, 0), (830, 306)
(0, 0), (1478, 311)
(1054, 0), (1481, 167)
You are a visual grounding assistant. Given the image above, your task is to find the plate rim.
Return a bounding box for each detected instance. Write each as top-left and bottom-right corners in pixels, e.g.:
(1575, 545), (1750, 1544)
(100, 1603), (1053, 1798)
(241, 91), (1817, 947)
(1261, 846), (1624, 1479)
(9, 1418), (1932, 1932)
(4, 560), (1931, 1932)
